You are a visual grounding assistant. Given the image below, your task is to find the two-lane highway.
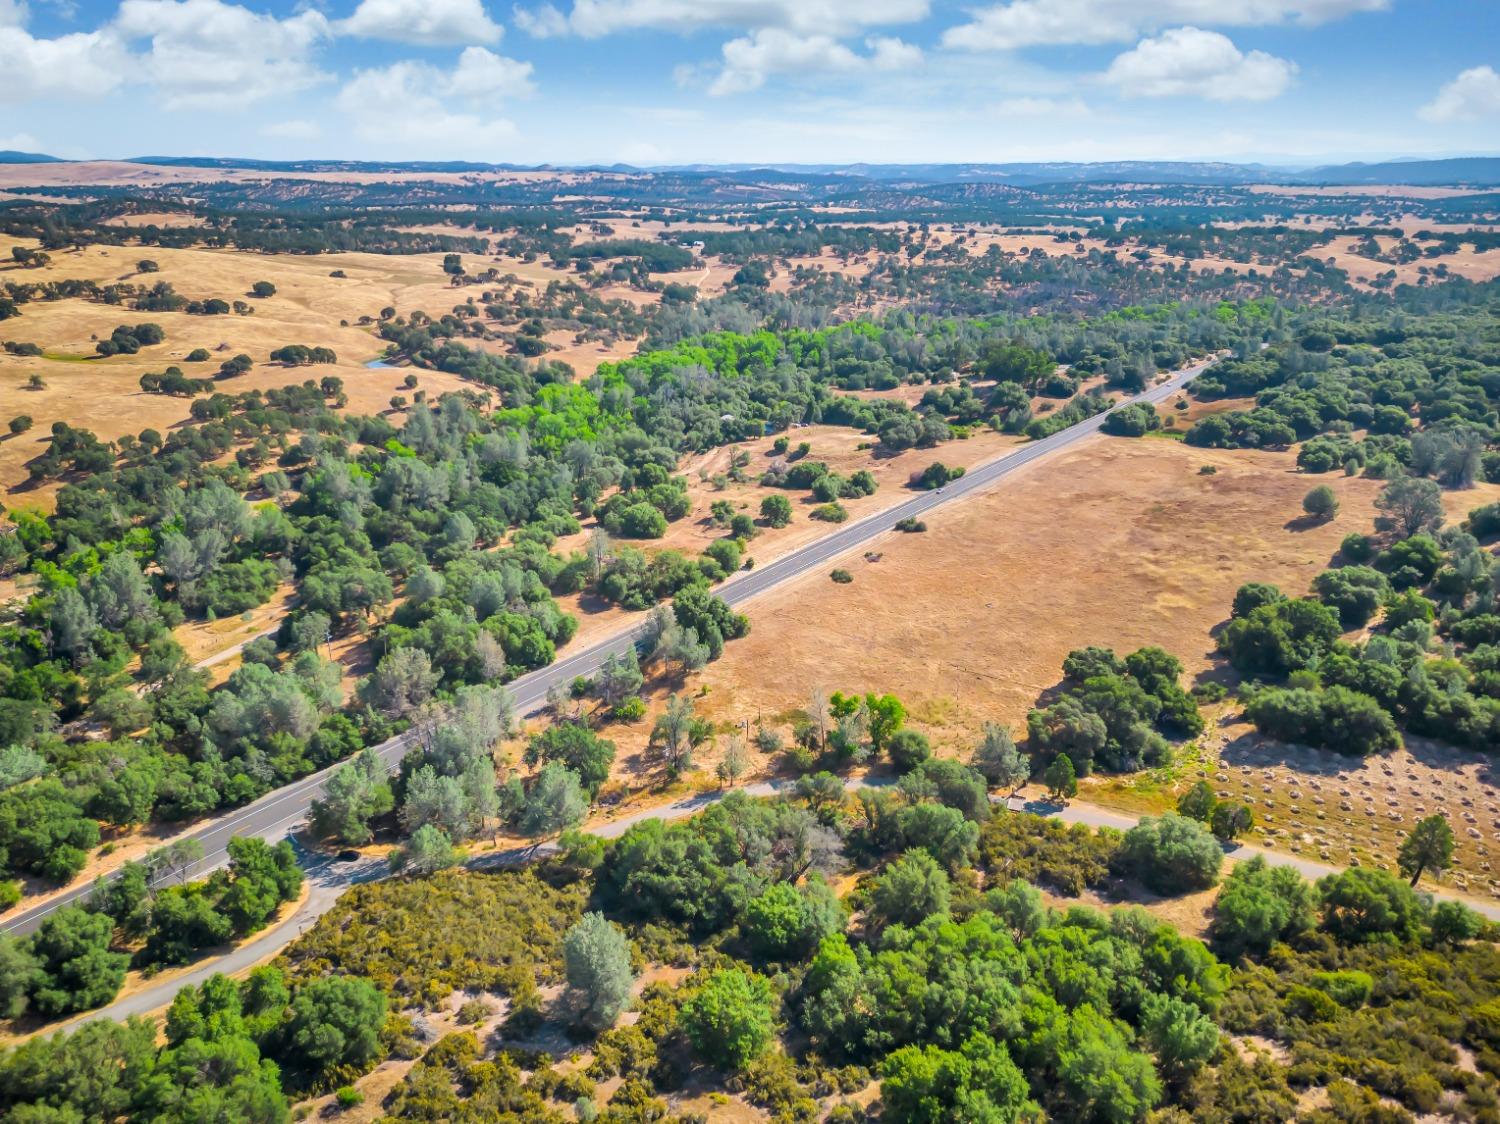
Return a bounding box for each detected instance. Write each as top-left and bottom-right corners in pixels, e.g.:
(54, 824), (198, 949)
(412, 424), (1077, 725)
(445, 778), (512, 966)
(0, 357), (1213, 938)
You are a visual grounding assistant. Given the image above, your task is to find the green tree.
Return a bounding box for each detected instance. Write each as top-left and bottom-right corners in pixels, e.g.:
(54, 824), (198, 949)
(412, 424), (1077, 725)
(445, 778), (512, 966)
(898, 803), (980, 871)
(1302, 484), (1339, 520)
(1117, 813), (1223, 893)
(1317, 866), (1424, 944)
(760, 493), (793, 527)
(0, 933), (37, 1018)
(650, 693), (712, 777)
(742, 877), (844, 960)
(525, 722), (616, 796)
(1209, 801), (1254, 843)
(1209, 856), (1315, 960)
(881, 1032), (1033, 1123)
(1398, 814), (1455, 886)
(1176, 781), (1217, 822)
(1037, 1003), (1162, 1122)
(886, 728), (931, 772)
(219, 837), (302, 933)
(563, 911), (634, 1031)
(679, 968), (775, 1071)
(1043, 754), (1078, 802)
(971, 723), (1029, 794)
(26, 906), (128, 1016)
(870, 849), (950, 930)
(138, 1033), (289, 1123)
(1140, 992), (1219, 1080)
(1374, 475), (1443, 538)
(390, 824), (457, 875)
(310, 747), (394, 845)
(282, 976), (387, 1075)
(518, 763), (587, 837)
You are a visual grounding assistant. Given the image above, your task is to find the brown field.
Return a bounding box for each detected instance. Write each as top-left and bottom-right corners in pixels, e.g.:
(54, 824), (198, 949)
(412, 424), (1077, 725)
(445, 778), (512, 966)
(0, 161), (638, 189)
(1318, 233), (1500, 288)
(99, 212), (208, 229)
(549, 421), (1023, 651)
(0, 235), (487, 504)
(690, 435), (1380, 747)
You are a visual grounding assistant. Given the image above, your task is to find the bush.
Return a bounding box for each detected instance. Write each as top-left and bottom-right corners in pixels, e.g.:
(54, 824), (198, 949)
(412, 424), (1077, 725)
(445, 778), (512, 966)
(680, 968), (776, 1071)
(830, 569), (853, 584)
(1116, 813), (1223, 893)
(759, 494), (793, 527)
(1303, 484), (1339, 520)
(335, 1085), (364, 1108)
(911, 462), (965, 489)
(7, 415), (31, 435)
(811, 502), (848, 523)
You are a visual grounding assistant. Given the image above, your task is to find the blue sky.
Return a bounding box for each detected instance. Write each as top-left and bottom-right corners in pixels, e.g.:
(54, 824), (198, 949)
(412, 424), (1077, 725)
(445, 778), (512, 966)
(2, 0), (1497, 165)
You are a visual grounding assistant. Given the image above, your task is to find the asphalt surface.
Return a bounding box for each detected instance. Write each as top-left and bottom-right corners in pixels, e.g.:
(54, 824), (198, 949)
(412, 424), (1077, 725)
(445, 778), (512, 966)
(1, 358), (1212, 940)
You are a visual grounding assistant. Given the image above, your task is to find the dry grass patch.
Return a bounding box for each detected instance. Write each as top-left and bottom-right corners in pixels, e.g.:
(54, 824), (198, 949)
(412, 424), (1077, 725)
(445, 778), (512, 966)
(693, 436), (1387, 751)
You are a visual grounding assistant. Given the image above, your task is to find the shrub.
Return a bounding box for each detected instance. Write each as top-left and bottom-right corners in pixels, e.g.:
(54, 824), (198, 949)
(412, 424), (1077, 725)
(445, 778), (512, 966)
(811, 503), (848, 523)
(830, 569), (853, 584)
(1116, 813), (1223, 893)
(1303, 484), (1339, 520)
(335, 1085), (364, 1108)
(886, 728), (932, 772)
(680, 969), (775, 1071)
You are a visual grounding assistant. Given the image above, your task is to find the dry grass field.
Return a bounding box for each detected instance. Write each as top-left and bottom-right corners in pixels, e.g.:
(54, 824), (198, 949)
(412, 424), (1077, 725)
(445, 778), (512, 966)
(550, 421), (1023, 649)
(0, 161), (636, 189)
(692, 435), (1385, 745)
(0, 235), (489, 505)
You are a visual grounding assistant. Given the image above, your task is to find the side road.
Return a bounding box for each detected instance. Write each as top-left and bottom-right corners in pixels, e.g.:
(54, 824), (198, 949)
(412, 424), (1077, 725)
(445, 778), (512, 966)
(46, 777), (1500, 1034)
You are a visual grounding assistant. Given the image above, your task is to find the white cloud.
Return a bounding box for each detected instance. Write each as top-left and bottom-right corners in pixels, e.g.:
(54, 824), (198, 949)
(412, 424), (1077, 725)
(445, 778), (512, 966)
(0, 0), (27, 27)
(517, 0), (929, 38)
(944, 0), (1387, 51)
(261, 118), (322, 140)
(341, 0), (503, 45)
(114, 0), (330, 109)
(0, 25), (129, 103)
(0, 131), (43, 150)
(1419, 66), (1500, 123)
(709, 28), (920, 94)
(992, 94), (1090, 117)
(1101, 27), (1295, 101)
(446, 44), (536, 98)
(335, 53), (531, 156)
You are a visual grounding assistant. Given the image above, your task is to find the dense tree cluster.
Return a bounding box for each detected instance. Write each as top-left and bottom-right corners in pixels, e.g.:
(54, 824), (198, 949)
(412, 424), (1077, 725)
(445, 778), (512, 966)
(1026, 645), (1203, 775)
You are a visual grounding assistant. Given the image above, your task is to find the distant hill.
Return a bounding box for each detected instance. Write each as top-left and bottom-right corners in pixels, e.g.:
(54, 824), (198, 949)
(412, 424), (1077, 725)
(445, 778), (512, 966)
(1292, 157), (1500, 186)
(129, 156), (532, 173)
(8, 153), (1499, 188)
(649, 158), (1500, 188)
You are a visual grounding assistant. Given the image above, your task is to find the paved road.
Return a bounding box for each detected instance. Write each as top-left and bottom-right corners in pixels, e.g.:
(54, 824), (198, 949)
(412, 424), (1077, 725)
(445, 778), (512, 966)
(0, 359), (1211, 940)
(52, 775), (1500, 1032)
